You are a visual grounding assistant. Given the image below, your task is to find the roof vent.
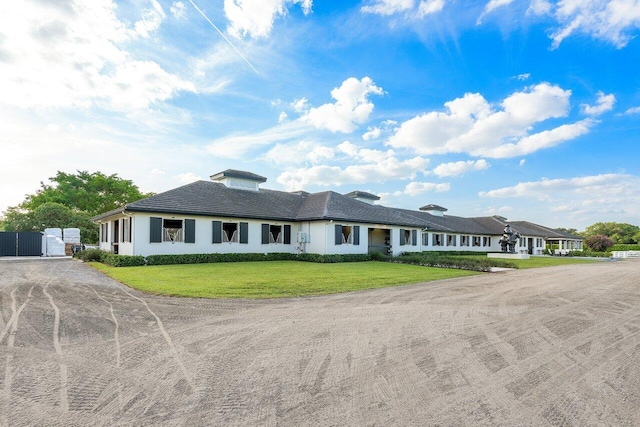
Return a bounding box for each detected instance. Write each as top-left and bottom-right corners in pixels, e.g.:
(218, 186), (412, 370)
(210, 169), (266, 191)
(419, 204), (447, 217)
(344, 191), (380, 205)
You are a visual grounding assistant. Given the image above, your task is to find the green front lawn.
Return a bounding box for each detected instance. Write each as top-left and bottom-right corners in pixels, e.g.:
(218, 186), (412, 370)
(91, 261), (479, 299)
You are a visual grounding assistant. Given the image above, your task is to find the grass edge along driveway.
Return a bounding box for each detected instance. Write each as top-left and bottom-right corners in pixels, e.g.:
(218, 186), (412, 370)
(91, 260), (479, 299)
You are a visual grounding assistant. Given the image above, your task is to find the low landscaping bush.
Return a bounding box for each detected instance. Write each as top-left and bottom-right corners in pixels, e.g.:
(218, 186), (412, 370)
(101, 254), (146, 267)
(393, 252), (517, 272)
(145, 252), (298, 266)
(297, 253), (372, 263)
(609, 244), (640, 251)
(75, 248), (105, 262)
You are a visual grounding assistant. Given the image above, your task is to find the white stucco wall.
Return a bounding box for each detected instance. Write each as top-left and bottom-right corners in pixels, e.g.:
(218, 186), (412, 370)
(131, 214), (299, 257)
(96, 213), (551, 257)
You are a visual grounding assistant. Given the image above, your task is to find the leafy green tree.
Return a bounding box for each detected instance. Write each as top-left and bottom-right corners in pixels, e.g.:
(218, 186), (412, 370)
(1, 171), (149, 243)
(3, 203), (99, 243)
(582, 222), (640, 244)
(555, 227), (579, 236)
(21, 170), (151, 216)
(585, 235), (614, 251)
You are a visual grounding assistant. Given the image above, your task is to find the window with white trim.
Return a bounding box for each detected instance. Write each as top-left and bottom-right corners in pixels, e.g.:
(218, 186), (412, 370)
(163, 219), (183, 242)
(447, 234), (457, 246)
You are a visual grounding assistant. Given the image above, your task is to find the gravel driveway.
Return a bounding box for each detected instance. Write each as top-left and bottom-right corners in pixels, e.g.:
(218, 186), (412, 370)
(1, 258), (639, 426)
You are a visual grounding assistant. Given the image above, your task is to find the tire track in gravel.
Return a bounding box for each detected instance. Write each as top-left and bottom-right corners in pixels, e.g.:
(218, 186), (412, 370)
(1, 285), (35, 427)
(116, 287), (196, 393)
(88, 286), (123, 411)
(42, 283), (69, 412)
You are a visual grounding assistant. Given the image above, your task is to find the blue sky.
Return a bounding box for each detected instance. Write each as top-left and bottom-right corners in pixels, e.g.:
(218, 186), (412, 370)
(1, 0), (639, 230)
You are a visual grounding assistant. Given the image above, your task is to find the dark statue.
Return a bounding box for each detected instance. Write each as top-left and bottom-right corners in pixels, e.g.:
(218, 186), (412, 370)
(499, 224), (520, 253)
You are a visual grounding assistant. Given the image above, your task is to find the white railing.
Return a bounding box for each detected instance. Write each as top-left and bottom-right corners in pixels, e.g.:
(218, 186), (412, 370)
(612, 251), (640, 258)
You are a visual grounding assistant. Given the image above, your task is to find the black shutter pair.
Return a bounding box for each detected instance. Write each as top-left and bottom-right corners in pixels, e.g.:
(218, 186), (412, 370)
(150, 217), (195, 243)
(335, 225), (360, 245)
(261, 224), (291, 244)
(213, 221), (249, 244)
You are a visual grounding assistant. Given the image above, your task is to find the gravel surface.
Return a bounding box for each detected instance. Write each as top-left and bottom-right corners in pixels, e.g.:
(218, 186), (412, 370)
(1, 258), (639, 426)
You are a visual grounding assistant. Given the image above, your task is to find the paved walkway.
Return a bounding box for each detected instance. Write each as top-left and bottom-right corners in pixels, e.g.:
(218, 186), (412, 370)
(1, 259), (639, 426)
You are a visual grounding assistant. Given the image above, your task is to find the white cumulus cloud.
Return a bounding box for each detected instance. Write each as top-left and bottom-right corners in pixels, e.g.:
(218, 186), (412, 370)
(361, 0), (415, 16)
(549, 0), (640, 49)
(432, 159), (490, 177)
(387, 82), (591, 158)
(224, 0), (313, 39)
(264, 140), (334, 165)
(276, 156), (430, 190)
(0, 0), (194, 111)
(171, 2), (186, 19)
(301, 77), (384, 133)
(581, 91), (616, 116)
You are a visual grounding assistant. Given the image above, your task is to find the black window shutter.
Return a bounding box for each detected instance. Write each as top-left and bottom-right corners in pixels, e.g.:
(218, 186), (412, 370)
(412, 230), (417, 246)
(262, 224), (269, 244)
(129, 217), (133, 243)
(212, 221), (222, 244)
(185, 219), (195, 243)
(335, 224), (342, 245)
(283, 225), (291, 244)
(239, 222), (248, 244)
(353, 225), (360, 245)
(150, 217), (162, 243)
(399, 229), (405, 246)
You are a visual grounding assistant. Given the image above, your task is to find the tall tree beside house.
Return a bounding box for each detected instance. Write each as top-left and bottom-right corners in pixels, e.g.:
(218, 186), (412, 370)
(1, 171), (151, 243)
(20, 170), (152, 215)
(582, 222), (640, 244)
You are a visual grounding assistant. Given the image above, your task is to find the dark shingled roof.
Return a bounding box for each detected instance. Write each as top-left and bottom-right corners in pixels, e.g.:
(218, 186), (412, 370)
(93, 181), (426, 227)
(91, 180), (583, 240)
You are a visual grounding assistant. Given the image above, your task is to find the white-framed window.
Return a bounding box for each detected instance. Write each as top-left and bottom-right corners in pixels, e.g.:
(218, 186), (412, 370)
(433, 233), (444, 246)
(460, 235), (469, 247)
(422, 232), (429, 246)
(472, 236), (481, 247)
(483, 236), (491, 247)
(163, 219), (184, 242)
(334, 224), (360, 246)
(447, 235), (457, 246)
(262, 223), (292, 245)
(223, 222), (239, 243)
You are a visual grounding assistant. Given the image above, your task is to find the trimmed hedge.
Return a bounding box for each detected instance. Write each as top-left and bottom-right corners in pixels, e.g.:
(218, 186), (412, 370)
(393, 252), (517, 272)
(101, 253), (146, 267)
(146, 252), (298, 266)
(297, 253), (372, 263)
(609, 244), (640, 251)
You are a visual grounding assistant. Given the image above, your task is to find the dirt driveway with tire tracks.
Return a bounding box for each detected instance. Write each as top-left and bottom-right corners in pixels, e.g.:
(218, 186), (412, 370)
(1, 258), (639, 426)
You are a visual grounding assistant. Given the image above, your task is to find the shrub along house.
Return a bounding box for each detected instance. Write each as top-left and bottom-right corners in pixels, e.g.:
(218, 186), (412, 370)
(92, 169), (583, 257)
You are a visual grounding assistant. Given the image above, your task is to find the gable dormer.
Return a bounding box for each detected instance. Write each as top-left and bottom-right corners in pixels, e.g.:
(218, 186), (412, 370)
(210, 169), (267, 191)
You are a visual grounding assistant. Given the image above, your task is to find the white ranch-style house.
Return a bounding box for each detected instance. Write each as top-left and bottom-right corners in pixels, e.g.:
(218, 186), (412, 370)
(93, 170), (583, 257)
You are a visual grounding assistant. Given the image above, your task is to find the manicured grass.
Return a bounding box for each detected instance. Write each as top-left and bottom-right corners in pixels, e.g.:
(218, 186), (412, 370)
(90, 261), (479, 299)
(457, 255), (601, 269)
